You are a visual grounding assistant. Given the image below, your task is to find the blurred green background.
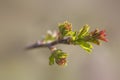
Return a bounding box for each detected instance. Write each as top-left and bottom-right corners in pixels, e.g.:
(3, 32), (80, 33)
(0, 0), (120, 80)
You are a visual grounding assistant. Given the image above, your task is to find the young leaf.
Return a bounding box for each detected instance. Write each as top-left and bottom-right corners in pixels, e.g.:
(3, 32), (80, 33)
(78, 24), (90, 37)
(79, 41), (93, 52)
(49, 54), (55, 65)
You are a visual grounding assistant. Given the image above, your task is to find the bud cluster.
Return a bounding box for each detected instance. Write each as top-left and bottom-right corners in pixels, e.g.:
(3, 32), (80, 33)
(49, 49), (68, 66)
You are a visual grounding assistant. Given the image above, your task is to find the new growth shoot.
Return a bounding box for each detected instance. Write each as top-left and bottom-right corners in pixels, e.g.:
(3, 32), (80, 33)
(26, 21), (108, 66)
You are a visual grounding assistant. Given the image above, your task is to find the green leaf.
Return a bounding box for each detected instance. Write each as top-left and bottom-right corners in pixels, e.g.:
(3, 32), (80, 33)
(57, 52), (68, 58)
(67, 31), (76, 37)
(79, 41), (93, 52)
(49, 54), (55, 65)
(78, 24), (90, 37)
(53, 49), (68, 59)
(59, 24), (66, 35)
(65, 31), (73, 36)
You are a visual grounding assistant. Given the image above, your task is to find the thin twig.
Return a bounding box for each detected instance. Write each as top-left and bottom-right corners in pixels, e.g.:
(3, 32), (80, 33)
(26, 37), (71, 50)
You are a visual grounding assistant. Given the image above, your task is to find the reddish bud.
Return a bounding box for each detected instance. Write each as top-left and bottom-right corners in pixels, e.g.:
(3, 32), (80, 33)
(64, 21), (72, 31)
(98, 30), (108, 42)
(56, 58), (67, 66)
(90, 29), (108, 42)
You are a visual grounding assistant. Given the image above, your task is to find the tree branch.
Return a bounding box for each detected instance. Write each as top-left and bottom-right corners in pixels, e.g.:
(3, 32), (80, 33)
(26, 37), (71, 50)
